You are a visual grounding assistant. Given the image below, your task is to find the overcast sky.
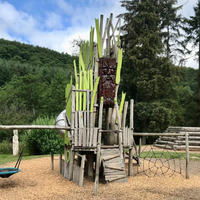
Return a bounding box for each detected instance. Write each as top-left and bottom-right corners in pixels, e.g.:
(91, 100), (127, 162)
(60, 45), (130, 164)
(0, 0), (198, 68)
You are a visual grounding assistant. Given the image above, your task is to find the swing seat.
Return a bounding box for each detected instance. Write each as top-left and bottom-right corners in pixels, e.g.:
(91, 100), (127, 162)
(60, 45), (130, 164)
(0, 167), (21, 178)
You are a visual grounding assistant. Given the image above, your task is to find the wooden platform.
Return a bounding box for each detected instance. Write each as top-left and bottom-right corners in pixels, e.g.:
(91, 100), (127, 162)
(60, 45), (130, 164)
(101, 148), (127, 183)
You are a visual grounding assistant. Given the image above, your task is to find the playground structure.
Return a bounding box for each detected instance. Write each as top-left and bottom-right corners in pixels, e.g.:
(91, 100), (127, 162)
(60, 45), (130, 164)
(0, 13), (194, 196)
(55, 13), (138, 195)
(154, 127), (200, 150)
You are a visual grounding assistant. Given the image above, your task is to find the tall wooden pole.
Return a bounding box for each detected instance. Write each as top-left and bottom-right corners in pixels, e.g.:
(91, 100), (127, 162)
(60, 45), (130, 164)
(185, 132), (189, 179)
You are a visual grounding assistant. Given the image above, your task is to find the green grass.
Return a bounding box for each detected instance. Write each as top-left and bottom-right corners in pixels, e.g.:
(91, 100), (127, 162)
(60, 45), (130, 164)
(0, 154), (51, 165)
(138, 151), (200, 160)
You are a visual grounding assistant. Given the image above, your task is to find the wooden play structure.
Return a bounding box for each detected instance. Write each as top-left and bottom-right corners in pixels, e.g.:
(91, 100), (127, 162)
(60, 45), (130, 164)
(54, 13), (138, 195)
(154, 127), (200, 150)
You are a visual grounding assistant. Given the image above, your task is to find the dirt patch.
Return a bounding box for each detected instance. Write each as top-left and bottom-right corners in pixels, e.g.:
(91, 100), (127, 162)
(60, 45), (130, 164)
(0, 156), (200, 200)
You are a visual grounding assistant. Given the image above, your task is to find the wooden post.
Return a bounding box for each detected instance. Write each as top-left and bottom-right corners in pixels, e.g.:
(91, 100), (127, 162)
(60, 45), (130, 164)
(139, 138), (142, 155)
(69, 86), (75, 180)
(185, 132), (189, 179)
(13, 129), (19, 156)
(51, 154), (54, 170)
(128, 148), (134, 176)
(59, 154), (62, 175)
(94, 98), (103, 196)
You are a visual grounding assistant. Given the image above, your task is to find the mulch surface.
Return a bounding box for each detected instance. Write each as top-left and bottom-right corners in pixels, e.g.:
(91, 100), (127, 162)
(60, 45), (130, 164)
(0, 156), (200, 200)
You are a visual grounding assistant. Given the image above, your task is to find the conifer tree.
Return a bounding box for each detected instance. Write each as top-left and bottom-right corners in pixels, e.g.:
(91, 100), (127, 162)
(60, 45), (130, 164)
(119, 0), (181, 132)
(184, 1), (200, 123)
(159, 0), (188, 65)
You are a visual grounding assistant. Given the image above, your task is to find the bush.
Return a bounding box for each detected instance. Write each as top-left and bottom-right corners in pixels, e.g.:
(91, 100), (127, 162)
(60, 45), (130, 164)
(26, 116), (64, 155)
(0, 140), (12, 154)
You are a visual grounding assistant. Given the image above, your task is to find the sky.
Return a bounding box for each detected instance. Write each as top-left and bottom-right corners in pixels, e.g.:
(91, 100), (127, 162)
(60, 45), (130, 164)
(0, 0), (198, 68)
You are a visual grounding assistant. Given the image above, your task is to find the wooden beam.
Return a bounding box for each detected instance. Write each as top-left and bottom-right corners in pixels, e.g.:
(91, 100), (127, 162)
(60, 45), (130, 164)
(185, 132), (189, 179)
(0, 125), (71, 130)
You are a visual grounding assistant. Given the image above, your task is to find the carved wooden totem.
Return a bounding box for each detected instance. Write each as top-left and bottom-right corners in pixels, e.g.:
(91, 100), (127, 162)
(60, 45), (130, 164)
(99, 57), (116, 108)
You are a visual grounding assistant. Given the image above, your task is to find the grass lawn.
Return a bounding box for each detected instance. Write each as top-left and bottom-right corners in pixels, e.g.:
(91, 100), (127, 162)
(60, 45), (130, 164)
(139, 151), (200, 160)
(0, 154), (51, 165)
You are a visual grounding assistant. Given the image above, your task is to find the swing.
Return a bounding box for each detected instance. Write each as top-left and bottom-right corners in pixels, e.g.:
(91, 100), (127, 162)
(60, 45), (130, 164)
(0, 144), (26, 178)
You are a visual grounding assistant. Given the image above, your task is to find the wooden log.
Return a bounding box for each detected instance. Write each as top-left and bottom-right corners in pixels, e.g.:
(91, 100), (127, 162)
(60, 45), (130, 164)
(69, 86), (75, 181)
(0, 125), (71, 130)
(94, 131), (101, 196)
(130, 99), (134, 129)
(139, 138), (141, 155)
(175, 140), (200, 144)
(59, 154), (62, 174)
(133, 132), (185, 136)
(100, 15), (103, 48)
(168, 127), (200, 132)
(174, 145), (200, 149)
(157, 140), (177, 145)
(128, 148), (133, 176)
(185, 132), (189, 179)
(122, 101), (128, 128)
(86, 90), (90, 146)
(51, 154), (54, 170)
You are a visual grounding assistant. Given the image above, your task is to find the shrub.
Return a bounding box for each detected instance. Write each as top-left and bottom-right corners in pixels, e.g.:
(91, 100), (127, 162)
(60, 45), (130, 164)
(0, 140), (12, 154)
(26, 116), (64, 155)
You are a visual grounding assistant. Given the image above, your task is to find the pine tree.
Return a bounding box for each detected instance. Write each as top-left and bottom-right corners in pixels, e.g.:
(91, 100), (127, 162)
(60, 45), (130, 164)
(119, 0), (181, 132)
(159, 0), (188, 65)
(184, 1), (200, 124)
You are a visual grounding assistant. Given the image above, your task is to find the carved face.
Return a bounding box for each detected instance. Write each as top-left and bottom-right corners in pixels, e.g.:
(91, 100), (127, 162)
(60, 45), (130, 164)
(99, 58), (117, 108)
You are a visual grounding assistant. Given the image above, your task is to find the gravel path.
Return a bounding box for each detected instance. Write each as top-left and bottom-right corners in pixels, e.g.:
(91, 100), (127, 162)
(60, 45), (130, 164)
(0, 156), (200, 200)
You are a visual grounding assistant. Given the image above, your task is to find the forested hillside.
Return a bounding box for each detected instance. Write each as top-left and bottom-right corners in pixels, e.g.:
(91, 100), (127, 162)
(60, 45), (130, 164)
(0, 38), (77, 142)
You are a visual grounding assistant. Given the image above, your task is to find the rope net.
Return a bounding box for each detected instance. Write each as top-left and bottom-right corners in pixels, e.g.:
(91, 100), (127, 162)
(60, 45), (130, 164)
(135, 145), (184, 178)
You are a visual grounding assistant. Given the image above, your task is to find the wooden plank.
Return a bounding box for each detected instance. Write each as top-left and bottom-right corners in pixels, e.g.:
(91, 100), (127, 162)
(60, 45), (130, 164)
(94, 131), (101, 196)
(103, 157), (122, 164)
(79, 111), (84, 128)
(93, 128), (98, 147)
(105, 165), (124, 171)
(83, 111), (86, 127)
(75, 129), (78, 146)
(122, 101), (128, 128)
(75, 111), (78, 128)
(128, 148), (133, 176)
(122, 127), (126, 146)
(89, 128), (93, 147)
(105, 174), (126, 181)
(86, 90), (90, 146)
(102, 154), (120, 161)
(79, 128), (83, 146)
(111, 177), (127, 183)
(83, 128), (86, 146)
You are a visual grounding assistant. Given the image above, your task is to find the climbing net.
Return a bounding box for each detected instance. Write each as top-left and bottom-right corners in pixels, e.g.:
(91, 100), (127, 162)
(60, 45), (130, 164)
(136, 145), (184, 178)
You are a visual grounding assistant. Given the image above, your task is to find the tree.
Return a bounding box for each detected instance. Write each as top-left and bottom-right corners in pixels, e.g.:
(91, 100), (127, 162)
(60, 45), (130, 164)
(184, 1), (200, 124)
(119, 0), (181, 132)
(159, 0), (188, 65)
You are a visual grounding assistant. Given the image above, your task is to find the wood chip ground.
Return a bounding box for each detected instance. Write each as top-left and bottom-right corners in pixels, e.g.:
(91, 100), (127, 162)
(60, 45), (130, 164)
(0, 156), (200, 200)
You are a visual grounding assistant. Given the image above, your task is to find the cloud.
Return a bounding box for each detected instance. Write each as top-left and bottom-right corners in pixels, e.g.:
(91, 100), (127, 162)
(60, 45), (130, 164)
(45, 12), (63, 30)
